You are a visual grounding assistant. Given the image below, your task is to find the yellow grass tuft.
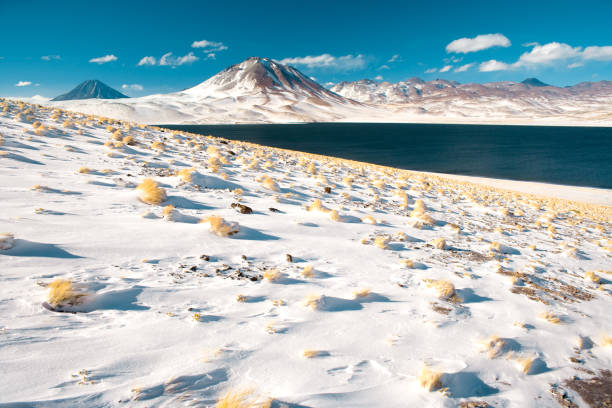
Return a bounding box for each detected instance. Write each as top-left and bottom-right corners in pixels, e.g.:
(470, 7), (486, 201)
(152, 141), (165, 151)
(479, 335), (509, 359)
(329, 209), (341, 222)
(136, 178), (167, 205)
(122, 135), (135, 145)
(216, 389), (271, 408)
(400, 259), (414, 268)
(78, 167), (92, 174)
(47, 279), (85, 308)
(301, 265), (314, 278)
(236, 294), (246, 302)
(0, 233), (15, 250)
(600, 335), (612, 347)
(361, 215), (376, 224)
(418, 364), (443, 391)
(430, 238), (446, 250)
(538, 311), (562, 324)
(176, 168), (194, 182)
(425, 279), (461, 302)
(200, 215), (239, 237)
(352, 288), (371, 298)
(585, 271), (600, 283)
(302, 349), (323, 358)
(515, 356), (535, 374)
(263, 269), (281, 281)
(374, 235), (390, 249)
(261, 176), (279, 192)
(303, 294), (323, 310)
(342, 176), (353, 188)
(162, 205), (176, 220)
(308, 199), (329, 213)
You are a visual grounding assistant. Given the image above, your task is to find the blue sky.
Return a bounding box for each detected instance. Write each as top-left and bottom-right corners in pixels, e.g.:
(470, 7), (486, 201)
(2, 0), (611, 98)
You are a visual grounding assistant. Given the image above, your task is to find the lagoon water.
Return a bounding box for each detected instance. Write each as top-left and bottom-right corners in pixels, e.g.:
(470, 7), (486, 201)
(163, 123), (612, 189)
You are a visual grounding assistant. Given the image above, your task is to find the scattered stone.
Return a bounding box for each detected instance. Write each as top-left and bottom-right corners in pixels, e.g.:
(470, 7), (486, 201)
(323, 186), (331, 194)
(269, 207), (280, 212)
(200, 255), (210, 261)
(286, 254), (293, 263)
(231, 202), (253, 214)
(241, 255), (247, 260)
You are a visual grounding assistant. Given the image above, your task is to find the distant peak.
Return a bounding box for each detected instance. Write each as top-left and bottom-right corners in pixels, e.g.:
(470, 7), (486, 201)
(521, 78), (550, 87)
(52, 79), (128, 101)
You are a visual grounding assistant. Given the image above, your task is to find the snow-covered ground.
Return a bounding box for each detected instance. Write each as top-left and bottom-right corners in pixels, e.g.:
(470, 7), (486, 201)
(1, 99), (611, 407)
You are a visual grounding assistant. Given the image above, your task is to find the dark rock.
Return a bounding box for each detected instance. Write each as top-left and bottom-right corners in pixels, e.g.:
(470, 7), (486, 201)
(200, 255), (210, 261)
(286, 254), (293, 262)
(324, 186), (331, 194)
(269, 207), (280, 213)
(231, 202), (253, 214)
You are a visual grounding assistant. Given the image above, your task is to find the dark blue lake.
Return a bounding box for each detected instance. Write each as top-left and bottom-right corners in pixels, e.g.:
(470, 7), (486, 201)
(162, 123), (612, 189)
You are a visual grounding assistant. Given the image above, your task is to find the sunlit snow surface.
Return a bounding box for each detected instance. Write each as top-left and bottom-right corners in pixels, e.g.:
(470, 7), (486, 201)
(0, 99), (611, 407)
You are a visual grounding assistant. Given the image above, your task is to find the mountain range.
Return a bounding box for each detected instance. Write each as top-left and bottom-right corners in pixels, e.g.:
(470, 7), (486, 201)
(49, 57), (612, 126)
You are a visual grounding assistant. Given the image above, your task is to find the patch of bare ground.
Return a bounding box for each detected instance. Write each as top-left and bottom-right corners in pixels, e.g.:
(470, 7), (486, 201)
(555, 370), (612, 408)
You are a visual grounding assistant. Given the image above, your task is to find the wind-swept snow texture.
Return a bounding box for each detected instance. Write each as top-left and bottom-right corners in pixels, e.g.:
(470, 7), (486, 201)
(1, 99), (611, 407)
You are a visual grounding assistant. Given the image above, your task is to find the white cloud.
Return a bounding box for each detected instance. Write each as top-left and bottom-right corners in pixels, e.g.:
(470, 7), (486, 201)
(191, 40), (228, 52)
(439, 65), (452, 73)
(138, 56), (157, 66)
(568, 62), (584, 69)
(388, 54), (400, 63)
(375, 75), (383, 80)
(140, 52), (199, 67)
(479, 59), (511, 72)
(280, 53), (366, 70)
(89, 54), (118, 64)
(446, 33), (511, 53)
(378, 64), (390, 70)
(121, 84), (144, 91)
(424, 68), (437, 74)
(159, 52), (198, 66)
(582, 45), (612, 61)
(205, 53), (216, 60)
(15, 81), (32, 87)
(324, 82), (335, 88)
(41, 55), (60, 61)
(517, 42), (581, 65)
(454, 63), (474, 72)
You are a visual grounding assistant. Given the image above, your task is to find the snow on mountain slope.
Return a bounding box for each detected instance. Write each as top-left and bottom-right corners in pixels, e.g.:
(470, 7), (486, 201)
(1, 99), (612, 407)
(48, 58), (612, 126)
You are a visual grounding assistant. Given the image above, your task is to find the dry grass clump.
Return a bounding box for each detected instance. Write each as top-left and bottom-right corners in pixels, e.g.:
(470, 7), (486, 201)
(374, 235), (390, 249)
(136, 178), (167, 205)
(261, 176), (279, 192)
(47, 279), (86, 308)
(78, 167), (92, 174)
(600, 335), (612, 347)
(216, 389), (271, 408)
(0, 233), (15, 250)
(263, 269), (281, 281)
(538, 311), (562, 324)
(122, 135), (135, 145)
(176, 168), (194, 183)
(151, 141), (165, 151)
(200, 215), (239, 237)
(307, 199), (330, 213)
(302, 349), (323, 358)
(361, 215), (376, 224)
(301, 265), (314, 278)
(400, 259), (414, 268)
(430, 238), (446, 250)
(303, 294), (323, 310)
(515, 356), (535, 374)
(342, 176), (353, 188)
(162, 205), (176, 220)
(352, 288), (371, 298)
(479, 336), (511, 358)
(425, 279), (462, 302)
(418, 364), (444, 391)
(585, 271), (600, 283)
(329, 209), (341, 222)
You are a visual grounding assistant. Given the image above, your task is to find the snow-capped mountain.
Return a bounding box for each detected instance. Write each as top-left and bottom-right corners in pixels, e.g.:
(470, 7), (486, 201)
(49, 58), (612, 126)
(330, 78), (612, 124)
(52, 80), (128, 101)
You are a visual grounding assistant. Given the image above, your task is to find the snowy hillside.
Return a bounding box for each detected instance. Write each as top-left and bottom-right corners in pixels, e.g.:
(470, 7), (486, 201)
(48, 58), (612, 126)
(1, 99), (611, 407)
